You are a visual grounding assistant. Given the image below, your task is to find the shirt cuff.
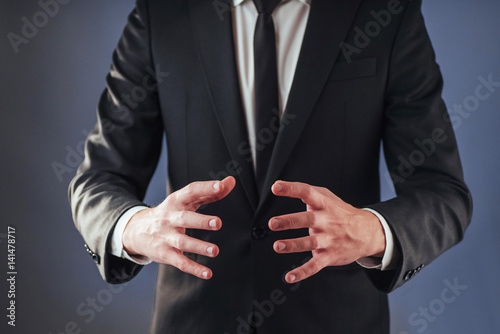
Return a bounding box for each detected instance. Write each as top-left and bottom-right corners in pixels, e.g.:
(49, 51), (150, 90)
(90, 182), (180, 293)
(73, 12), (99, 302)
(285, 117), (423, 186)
(357, 208), (400, 271)
(110, 206), (153, 266)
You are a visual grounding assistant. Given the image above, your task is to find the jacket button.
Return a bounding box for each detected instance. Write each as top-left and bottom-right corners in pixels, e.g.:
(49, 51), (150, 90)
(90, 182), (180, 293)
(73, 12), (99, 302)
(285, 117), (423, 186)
(252, 226), (266, 239)
(403, 270), (415, 281)
(84, 244), (100, 264)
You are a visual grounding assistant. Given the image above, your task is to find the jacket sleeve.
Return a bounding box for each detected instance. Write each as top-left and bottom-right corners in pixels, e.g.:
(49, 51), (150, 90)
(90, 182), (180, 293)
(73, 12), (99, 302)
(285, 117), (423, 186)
(68, 0), (164, 284)
(365, 0), (473, 292)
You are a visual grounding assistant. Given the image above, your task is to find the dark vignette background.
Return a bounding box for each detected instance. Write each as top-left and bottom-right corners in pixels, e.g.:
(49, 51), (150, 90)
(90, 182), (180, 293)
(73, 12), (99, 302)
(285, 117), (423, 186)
(0, 1), (499, 333)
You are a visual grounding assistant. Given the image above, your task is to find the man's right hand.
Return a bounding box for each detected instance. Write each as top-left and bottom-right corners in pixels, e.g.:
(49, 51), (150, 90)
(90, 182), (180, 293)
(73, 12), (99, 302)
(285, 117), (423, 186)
(123, 176), (236, 279)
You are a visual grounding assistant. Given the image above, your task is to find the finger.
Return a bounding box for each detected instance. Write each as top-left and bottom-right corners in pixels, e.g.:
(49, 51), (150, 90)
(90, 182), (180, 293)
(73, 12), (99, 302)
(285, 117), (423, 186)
(169, 234), (219, 258)
(202, 176), (236, 204)
(272, 180), (323, 209)
(171, 211), (222, 231)
(273, 236), (318, 254)
(285, 259), (323, 284)
(169, 252), (214, 280)
(174, 176), (236, 208)
(269, 211), (315, 231)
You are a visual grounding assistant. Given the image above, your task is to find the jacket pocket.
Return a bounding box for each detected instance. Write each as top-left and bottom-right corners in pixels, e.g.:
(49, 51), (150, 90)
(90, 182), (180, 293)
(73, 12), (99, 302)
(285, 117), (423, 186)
(327, 57), (377, 82)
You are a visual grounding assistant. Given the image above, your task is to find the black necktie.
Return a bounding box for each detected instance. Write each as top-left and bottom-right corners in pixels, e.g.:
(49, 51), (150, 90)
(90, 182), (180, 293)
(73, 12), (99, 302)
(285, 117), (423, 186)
(253, 0), (281, 194)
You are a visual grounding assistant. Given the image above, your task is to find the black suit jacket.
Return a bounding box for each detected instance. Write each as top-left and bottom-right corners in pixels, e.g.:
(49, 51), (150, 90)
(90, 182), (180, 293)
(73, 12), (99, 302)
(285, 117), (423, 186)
(69, 0), (473, 333)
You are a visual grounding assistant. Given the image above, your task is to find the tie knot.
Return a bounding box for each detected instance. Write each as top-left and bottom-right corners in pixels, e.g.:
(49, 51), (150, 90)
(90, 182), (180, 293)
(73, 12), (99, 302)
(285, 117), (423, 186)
(253, 0), (281, 14)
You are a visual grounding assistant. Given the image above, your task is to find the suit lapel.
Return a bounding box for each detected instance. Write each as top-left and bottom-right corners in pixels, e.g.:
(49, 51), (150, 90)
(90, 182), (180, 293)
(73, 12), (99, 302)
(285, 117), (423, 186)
(188, 0), (363, 212)
(257, 0), (363, 211)
(189, 0), (259, 211)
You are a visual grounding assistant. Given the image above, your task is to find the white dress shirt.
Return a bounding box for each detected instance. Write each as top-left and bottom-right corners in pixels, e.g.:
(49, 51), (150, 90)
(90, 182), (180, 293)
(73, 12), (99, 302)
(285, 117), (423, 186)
(110, 0), (399, 270)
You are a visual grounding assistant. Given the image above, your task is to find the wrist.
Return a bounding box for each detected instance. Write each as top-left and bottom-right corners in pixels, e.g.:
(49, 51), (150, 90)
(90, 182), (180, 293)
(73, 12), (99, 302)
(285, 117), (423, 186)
(122, 208), (150, 256)
(359, 209), (386, 258)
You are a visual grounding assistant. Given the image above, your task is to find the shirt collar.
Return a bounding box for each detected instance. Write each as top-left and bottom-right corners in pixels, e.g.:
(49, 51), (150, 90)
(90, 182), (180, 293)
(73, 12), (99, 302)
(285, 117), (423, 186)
(232, 0), (311, 8)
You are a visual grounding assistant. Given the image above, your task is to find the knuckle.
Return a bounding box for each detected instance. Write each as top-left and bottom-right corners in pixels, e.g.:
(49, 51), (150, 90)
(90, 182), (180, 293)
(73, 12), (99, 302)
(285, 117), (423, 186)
(178, 211), (187, 225)
(169, 234), (181, 249)
(198, 243), (207, 255)
(303, 261), (319, 276)
(166, 192), (178, 206)
(311, 260), (321, 274)
(298, 266), (309, 278)
(304, 187), (314, 199)
(317, 186), (328, 193)
(319, 195), (330, 209)
(176, 236), (186, 250)
(309, 237), (319, 250)
(157, 245), (171, 262)
(311, 187), (322, 198)
(184, 183), (195, 196)
(280, 217), (290, 229)
(323, 236), (334, 252)
(156, 214), (168, 228)
(177, 261), (188, 273)
(307, 212), (316, 226)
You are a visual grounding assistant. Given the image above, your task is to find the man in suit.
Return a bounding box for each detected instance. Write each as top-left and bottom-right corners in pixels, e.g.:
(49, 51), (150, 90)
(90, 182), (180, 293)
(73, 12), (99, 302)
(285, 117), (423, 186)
(69, 0), (472, 333)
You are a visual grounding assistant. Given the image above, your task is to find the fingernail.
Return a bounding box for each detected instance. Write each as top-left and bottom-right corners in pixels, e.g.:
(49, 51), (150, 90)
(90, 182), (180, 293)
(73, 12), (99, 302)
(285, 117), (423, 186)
(272, 219), (281, 229)
(289, 274), (296, 283)
(278, 242), (286, 251)
(207, 247), (214, 256)
(202, 271), (208, 279)
(275, 183), (283, 192)
(213, 182), (220, 191)
(209, 219), (217, 228)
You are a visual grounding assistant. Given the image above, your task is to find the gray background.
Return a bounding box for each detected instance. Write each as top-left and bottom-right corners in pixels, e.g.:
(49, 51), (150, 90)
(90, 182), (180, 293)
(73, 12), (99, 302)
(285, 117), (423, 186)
(0, 0), (499, 333)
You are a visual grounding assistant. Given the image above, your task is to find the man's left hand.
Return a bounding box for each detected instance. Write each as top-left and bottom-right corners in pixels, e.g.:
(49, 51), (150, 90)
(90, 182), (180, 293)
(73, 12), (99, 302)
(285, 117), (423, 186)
(269, 180), (386, 283)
